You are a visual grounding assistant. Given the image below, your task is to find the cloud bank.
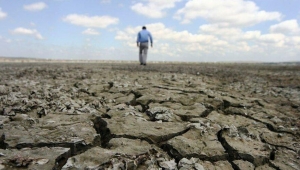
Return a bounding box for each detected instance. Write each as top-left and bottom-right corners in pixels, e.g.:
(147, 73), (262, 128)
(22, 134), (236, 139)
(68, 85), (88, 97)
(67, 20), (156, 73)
(131, 0), (181, 18)
(11, 27), (44, 40)
(82, 28), (100, 35)
(0, 8), (7, 19)
(23, 2), (47, 11)
(174, 0), (282, 26)
(63, 14), (119, 28)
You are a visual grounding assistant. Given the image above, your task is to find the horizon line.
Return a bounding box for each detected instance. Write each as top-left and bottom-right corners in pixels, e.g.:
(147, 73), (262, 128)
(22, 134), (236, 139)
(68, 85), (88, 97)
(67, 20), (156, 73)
(0, 56), (299, 64)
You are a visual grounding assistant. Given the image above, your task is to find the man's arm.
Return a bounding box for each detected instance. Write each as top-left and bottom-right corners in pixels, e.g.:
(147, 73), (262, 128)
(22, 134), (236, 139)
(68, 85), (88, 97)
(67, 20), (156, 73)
(148, 32), (153, 47)
(137, 32), (140, 47)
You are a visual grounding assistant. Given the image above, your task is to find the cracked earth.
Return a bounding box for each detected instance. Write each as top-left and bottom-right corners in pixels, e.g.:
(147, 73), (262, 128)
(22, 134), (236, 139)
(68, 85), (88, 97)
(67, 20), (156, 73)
(0, 62), (299, 170)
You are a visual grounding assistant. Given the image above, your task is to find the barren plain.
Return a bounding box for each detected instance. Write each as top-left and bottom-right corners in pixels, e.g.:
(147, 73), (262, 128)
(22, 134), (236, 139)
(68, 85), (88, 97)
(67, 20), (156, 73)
(0, 62), (299, 170)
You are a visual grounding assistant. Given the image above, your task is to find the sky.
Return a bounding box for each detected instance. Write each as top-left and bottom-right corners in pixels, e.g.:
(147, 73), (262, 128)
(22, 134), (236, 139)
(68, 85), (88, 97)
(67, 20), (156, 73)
(0, 0), (300, 62)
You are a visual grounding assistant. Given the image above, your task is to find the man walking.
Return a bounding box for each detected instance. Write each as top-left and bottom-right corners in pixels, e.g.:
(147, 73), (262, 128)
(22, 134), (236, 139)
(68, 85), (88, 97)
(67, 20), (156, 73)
(137, 26), (153, 65)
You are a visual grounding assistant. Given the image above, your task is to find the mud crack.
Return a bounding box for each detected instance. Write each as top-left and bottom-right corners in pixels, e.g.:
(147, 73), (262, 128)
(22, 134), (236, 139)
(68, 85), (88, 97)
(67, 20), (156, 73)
(217, 129), (270, 169)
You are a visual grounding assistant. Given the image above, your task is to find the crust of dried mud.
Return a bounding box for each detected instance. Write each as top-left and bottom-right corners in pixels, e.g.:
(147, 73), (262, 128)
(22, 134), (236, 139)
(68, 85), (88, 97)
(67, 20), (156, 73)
(0, 62), (299, 170)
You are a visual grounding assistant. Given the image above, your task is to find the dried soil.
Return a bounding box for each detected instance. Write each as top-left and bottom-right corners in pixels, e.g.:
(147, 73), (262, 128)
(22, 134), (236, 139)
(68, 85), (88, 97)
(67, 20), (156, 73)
(0, 62), (299, 170)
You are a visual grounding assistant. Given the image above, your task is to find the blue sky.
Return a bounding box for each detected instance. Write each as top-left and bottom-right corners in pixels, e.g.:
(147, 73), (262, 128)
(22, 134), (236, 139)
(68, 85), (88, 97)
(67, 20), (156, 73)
(0, 0), (299, 62)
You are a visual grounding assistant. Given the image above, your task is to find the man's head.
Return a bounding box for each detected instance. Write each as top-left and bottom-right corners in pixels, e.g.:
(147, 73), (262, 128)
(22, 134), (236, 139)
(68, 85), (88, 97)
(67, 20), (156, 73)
(142, 26), (146, 30)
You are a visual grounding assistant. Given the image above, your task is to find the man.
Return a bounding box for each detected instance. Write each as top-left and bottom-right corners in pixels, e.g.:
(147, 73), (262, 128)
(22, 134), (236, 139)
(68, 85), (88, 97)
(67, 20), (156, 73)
(137, 26), (153, 65)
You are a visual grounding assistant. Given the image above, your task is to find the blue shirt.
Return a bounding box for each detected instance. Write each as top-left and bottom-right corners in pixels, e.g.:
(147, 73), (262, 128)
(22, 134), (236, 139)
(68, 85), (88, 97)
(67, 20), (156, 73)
(137, 30), (153, 43)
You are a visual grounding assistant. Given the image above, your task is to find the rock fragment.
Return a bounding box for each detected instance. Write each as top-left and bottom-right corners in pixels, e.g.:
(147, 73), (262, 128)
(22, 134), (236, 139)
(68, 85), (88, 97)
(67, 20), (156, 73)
(94, 116), (189, 145)
(270, 148), (300, 170)
(62, 138), (171, 170)
(164, 127), (227, 162)
(0, 114), (97, 154)
(0, 147), (70, 170)
(260, 130), (300, 151)
(233, 160), (255, 170)
(146, 107), (181, 122)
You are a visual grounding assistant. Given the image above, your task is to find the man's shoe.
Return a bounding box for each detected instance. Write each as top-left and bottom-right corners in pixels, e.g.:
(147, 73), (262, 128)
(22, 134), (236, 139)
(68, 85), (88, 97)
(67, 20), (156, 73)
(143, 63), (146, 66)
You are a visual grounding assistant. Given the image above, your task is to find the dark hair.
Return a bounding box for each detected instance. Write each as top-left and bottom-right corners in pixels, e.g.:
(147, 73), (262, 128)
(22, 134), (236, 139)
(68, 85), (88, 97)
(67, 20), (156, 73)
(142, 26), (146, 29)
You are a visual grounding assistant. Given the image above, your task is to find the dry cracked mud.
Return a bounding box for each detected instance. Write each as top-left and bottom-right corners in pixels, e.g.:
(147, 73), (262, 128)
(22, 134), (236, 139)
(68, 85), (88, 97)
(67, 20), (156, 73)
(0, 62), (299, 170)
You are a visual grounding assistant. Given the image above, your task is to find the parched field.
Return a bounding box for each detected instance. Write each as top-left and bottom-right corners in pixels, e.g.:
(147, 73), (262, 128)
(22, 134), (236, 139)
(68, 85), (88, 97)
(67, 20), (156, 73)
(0, 62), (299, 170)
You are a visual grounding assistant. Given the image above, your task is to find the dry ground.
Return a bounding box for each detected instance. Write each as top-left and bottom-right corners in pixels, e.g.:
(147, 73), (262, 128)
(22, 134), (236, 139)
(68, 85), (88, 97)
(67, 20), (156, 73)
(0, 62), (299, 170)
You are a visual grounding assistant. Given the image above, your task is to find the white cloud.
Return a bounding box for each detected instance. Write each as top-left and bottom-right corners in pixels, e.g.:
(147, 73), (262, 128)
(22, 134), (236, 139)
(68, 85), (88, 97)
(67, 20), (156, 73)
(242, 31), (261, 40)
(200, 23), (288, 47)
(200, 24), (242, 39)
(116, 22), (229, 60)
(0, 8), (7, 19)
(286, 36), (300, 46)
(11, 27), (43, 40)
(239, 31), (287, 47)
(258, 33), (286, 47)
(270, 20), (300, 35)
(115, 31), (132, 41)
(63, 14), (119, 28)
(175, 0), (282, 27)
(115, 22), (300, 62)
(117, 23), (225, 45)
(82, 28), (100, 35)
(23, 2), (47, 11)
(131, 0), (181, 18)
